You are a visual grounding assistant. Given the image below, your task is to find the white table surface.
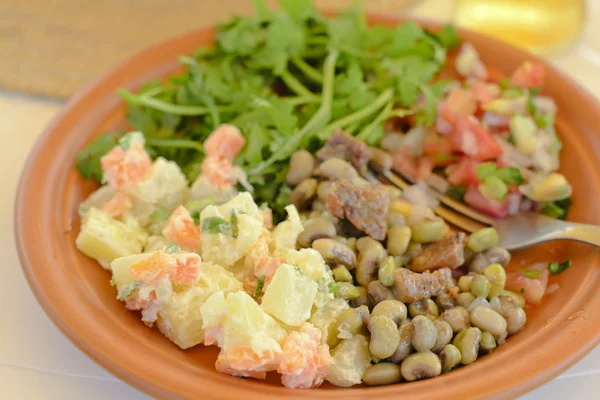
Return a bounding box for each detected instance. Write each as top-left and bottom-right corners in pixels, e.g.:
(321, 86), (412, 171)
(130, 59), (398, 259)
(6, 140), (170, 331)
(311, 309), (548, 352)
(3, 2), (600, 398)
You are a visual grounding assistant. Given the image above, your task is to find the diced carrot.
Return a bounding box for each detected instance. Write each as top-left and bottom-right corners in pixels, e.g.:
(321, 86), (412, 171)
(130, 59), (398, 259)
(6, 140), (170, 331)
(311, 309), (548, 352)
(204, 124), (246, 161)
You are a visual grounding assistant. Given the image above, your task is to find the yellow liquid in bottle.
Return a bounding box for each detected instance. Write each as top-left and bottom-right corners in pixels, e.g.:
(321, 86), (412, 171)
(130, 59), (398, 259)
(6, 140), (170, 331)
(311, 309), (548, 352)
(454, 0), (585, 55)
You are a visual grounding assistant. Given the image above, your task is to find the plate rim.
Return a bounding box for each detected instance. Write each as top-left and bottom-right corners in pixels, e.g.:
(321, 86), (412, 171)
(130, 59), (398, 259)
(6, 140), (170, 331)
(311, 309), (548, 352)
(14, 12), (600, 400)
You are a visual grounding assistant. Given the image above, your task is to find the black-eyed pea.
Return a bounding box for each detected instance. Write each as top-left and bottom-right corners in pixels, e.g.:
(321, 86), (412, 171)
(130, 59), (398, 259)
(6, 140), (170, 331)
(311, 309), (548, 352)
(436, 293), (456, 311)
(332, 265), (353, 283)
(431, 320), (453, 353)
(312, 238), (357, 268)
(505, 306), (527, 335)
(408, 299), (439, 318)
(297, 218), (337, 248)
(367, 281), (396, 306)
(388, 211), (407, 227)
(290, 178), (318, 211)
(411, 315), (438, 352)
(318, 158), (359, 180)
(371, 300), (407, 326)
(387, 225), (411, 256)
(350, 286), (369, 308)
(467, 227), (499, 253)
(400, 351), (442, 381)
(480, 331), (497, 353)
(460, 327), (482, 365)
(286, 150), (316, 185)
(443, 306), (470, 333)
(470, 306), (507, 337)
(470, 275), (492, 298)
(317, 181), (334, 204)
(356, 240), (388, 287)
(390, 322), (414, 363)
(485, 247), (511, 267)
(458, 275), (473, 293)
(483, 263), (507, 298)
(378, 256), (397, 287)
(333, 282), (361, 300)
(456, 292), (476, 309)
(363, 363), (402, 386)
(368, 316), (401, 359)
(440, 344), (462, 372)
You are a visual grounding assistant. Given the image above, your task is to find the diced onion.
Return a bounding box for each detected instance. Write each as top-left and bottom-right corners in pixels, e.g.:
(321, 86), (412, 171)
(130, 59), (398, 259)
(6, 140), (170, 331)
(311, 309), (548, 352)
(402, 182), (439, 209)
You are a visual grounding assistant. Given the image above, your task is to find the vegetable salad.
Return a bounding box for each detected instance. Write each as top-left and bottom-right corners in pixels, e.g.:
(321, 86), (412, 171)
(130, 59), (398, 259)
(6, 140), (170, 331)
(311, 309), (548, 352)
(73, 0), (574, 391)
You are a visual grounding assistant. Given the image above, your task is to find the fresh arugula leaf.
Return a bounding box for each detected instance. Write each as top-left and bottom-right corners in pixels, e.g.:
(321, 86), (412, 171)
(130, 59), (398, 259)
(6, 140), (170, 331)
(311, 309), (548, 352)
(279, 0), (315, 21)
(75, 134), (121, 182)
(429, 24), (460, 48)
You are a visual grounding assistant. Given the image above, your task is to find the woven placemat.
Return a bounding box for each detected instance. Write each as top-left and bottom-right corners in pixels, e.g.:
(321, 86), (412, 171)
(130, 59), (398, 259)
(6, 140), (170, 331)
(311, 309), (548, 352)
(0, 0), (413, 99)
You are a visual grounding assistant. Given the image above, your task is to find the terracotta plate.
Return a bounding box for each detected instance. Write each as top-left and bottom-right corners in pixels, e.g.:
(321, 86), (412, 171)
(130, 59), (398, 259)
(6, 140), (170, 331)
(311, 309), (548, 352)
(14, 14), (600, 400)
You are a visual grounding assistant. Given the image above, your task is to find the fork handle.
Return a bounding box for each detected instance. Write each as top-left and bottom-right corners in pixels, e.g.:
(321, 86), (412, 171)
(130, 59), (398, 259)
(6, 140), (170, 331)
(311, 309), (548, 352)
(546, 221), (600, 248)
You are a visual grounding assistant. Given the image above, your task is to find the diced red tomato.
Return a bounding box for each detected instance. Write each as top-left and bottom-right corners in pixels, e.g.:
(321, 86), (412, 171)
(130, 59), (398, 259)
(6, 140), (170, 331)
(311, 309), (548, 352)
(416, 157), (435, 182)
(391, 148), (419, 182)
(470, 80), (500, 104)
(449, 116), (503, 161)
(204, 124), (246, 161)
(424, 134), (454, 166)
(447, 158), (480, 186)
(505, 263), (549, 305)
(510, 62), (545, 89)
(485, 65), (506, 83)
(464, 185), (509, 218)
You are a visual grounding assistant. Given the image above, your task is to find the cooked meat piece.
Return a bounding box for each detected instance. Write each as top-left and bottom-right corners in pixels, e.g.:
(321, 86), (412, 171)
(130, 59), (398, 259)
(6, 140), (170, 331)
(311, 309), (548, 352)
(393, 267), (456, 303)
(326, 179), (390, 240)
(316, 130), (372, 170)
(408, 233), (466, 273)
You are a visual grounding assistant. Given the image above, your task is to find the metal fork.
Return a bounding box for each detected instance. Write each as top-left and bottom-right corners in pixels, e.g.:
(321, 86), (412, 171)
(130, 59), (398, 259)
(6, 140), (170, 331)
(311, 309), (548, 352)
(375, 170), (600, 251)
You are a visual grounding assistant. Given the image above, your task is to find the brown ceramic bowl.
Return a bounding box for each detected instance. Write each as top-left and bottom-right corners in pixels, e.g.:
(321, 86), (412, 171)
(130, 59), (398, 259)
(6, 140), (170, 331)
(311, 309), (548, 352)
(14, 14), (600, 400)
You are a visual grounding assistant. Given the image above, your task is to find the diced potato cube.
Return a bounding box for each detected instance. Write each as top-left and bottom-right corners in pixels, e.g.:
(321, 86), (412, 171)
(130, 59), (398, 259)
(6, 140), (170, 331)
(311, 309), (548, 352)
(157, 262), (242, 349)
(200, 193), (263, 267)
(76, 207), (147, 269)
(110, 252), (153, 291)
(285, 248), (335, 307)
(271, 205), (304, 250)
(326, 335), (371, 387)
(309, 299), (350, 345)
(261, 264), (318, 326)
(129, 157), (189, 211)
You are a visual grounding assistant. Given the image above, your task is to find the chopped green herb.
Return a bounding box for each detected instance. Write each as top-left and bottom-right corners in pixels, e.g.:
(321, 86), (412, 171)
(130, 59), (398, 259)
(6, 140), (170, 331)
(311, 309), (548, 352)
(502, 87), (524, 98)
(109, 278), (116, 287)
(191, 211), (201, 225)
(534, 113), (555, 128)
(479, 176), (508, 200)
(522, 269), (541, 279)
(254, 276), (266, 298)
(520, 288), (525, 294)
(165, 244), (180, 254)
(432, 153), (456, 164)
(201, 216), (236, 237)
(476, 162), (524, 185)
(542, 197), (572, 220)
(117, 281), (142, 301)
(328, 282), (341, 293)
(498, 77), (510, 89)
(548, 260), (571, 275)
